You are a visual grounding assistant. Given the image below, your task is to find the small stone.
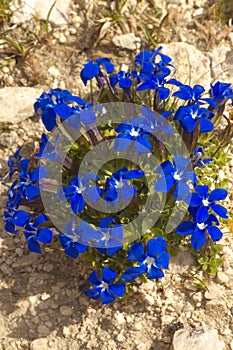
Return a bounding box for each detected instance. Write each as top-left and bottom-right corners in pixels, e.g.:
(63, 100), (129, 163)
(162, 315), (174, 325)
(12, 253), (38, 268)
(59, 305), (73, 316)
(230, 339), (233, 350)
(112, 33), (141, 51)
(40, 293), (50, 301)
(30, 338), (49, 350)
(217, 271), (229, 285)
(15, 247), (24, 257)
(116, 333), (125, 342)
(48, 66), (60, 77)
(0, 263), (13, 275)
(192, 292), (202, 303)
(172, 326), (225, 350)
(0, 312), (7, 337)
(204, 282), (222, 300)
(0, 87), (42, 124)
(37, 324), (50, 335)
(115, 312), (126, 325)
(144, 293), (155, 305)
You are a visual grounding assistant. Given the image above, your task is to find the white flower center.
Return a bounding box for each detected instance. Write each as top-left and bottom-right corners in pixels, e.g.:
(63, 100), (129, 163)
(101, 231), (110, 241)
(144, 256), (155, 267)
(76, 185), (86, 194)
(100, 282), (108, 290)
(130, 128), (139, 137)
(116, 179), (124, 189)
(191, 110), (198, 119)
(202, 199), (209, 206)
(174, 172), (182, 181)
(197, 223), (207, 230)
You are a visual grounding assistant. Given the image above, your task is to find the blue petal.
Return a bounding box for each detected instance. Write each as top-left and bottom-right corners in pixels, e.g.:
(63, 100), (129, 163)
(211, 204), (228, 218)
(88, 270), (100, 285)
(102, 267), (117, 283)
(156, 252), (170, 269)
(42, 108), (57, 131)
(37, 228), (52, 243)
(195, 185), (209, 197)
(191, 230), (206, 250)
(85, 186), (101, 202)
(121, 184), (135, 201)
(147, 265), (164, 279)
(64, 246), (80, 259)
(207, 226), (222, 241)
(137, 80), (156, 91)
(154, 175), (175, 192)
(147, 237), (166, 257)
(114, 134), (131, 151)
(127, 242), (145, 261)
(108, 245), (122, 255)
(155, 160), (173, 175)
(209, 188), (228, 202)
(199, 118), (214, 133)
(101, 290), (115, 304)
(54, 103), (71, 119)
(28, 237), (41, 253)
(85, 288), (100, 300)
(189, 193), (202, 207)
(158, 87), (170, 100)
(20, 159), (30, 173)
(24, 184), (40, 199)
(121, 266), (146, 281)
(71, 194), (86, 214)
(108, 282), (126, 297)
(176, 221), (195, 236)
(31, 166), (49, 181)
(124, 169), (144, 179)
(135, 136), (152, 153)
(196, 206), (209, 223)
(12, 210), (29, 226)
(174, 181), (190, 200)
(80, 109), (96, 124)
(180, 118), (196, 133)
(104, 188), (118, 202)
(173, 155), (190, 171)
(34, 213), (48, 227)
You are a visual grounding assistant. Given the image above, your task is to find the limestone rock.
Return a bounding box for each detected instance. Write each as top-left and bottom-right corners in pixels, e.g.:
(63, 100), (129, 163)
(0, 87), (42, 124)
(113, 33), (141, 51)
(172, 325), (225, 350)
(11, 0), (71, 25)
(160, 42), (211, 89)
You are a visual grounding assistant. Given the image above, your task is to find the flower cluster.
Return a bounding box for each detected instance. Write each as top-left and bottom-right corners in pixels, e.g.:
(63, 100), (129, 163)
(3, 46), (231, 304)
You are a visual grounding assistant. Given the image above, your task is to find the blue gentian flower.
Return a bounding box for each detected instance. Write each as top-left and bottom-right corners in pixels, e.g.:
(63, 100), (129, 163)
(114, 117), (152, 153)
(6, 180), (22, 211)
(104, 167), (144, 204)
(169, 81), (216, 107)
(122, 237), (169, 282)
(176, 214), (222, 250)
(92, 218), (124, 255)
(58, 220), (96, 259)
(174, 104), (215, 133)
(35, 133), (60, 162)
(136, 70), (171, 100)
(57, 173), (101, 215)
(8, 147), (22, 179)
(24, 214), (53, 253)
(80, 57), (114, 85)
(134, 47), (172, 76)
(85, 267), (126, 304)
(34, 88), (86, 131)
(191, 147), (212, 168)
(189, 185), (228, 221)
(141, 105), (174, 134)
(18, 159), (49, 200)
(4, 210), (29, 234)
(209, 81), (233, 106)
(110, 71), (133, 89)
(154, 155), (196, 200)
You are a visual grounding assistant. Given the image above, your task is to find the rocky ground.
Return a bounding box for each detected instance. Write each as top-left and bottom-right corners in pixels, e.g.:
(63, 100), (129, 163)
(0, 0), (233, 349)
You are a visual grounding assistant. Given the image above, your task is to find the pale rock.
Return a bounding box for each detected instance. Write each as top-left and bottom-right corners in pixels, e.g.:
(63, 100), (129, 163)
(0, 263), (13, 274)
(207, 45), (232, 82)
(48, 66), (60, 77)
(113, 33), (141, 51)
(0, 87), (42, 124)
(30, 338), (49, 350)
(230, 339), (233, 350)
(115, 312), (126, 325)
(161, 314), (174, 325)
(204, 282), (223, 300)
(217, 271), (229, 285)
(144, 293), (155, 305)
(37, 324), (50, 335)
(59, 305), (73, 316)
(0, 312), (7, 337)
(160, 42), (211, 89)
(11, 0), (71, 25)
(11, 253), (39, 268)
(169, 250), (195, 274)
(172, 325), (225, 350)
(116, 333), (125, 342)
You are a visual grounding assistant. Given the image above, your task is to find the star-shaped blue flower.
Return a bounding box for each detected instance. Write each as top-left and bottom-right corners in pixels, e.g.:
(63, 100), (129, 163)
(122, 237), (170, 281)
(176, 214), (222, 250)
(57, 173), (101, 215)
(4, 209), (29, 234)
(24, 214), (53, 253)
(104, 167), (144, 204)
(114, 117), (152, 153)
(188, 185), (228, 221)
(80, 57), (114, 85)
(8, 147), (22, 179)
(154, 155), (196, 200)
(191, 146), (212, 168)
(85, 267), (126, 304)
(35, 133), (60, 162)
